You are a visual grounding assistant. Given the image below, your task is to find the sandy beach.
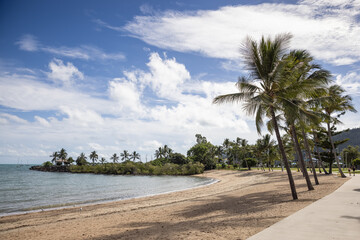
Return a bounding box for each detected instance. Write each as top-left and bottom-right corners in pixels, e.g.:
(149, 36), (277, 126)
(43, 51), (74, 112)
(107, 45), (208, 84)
(0, 170), (347, 240)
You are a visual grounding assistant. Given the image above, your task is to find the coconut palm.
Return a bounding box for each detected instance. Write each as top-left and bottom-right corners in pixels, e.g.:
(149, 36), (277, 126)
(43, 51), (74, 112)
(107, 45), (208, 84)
(66, 157), (74, 165)
(89, 150), (98, 165)
(130, 151), (140, 161)
(50, 151), (59, 164)
(120, 150), (130, 161)
(110, 153), (119, 163)
(310, 119), (329, 174)
(76, 152), (87, 166)
(58, 148), (68, 165)
(321, 85), (357, 177)
(100, 157), (106, 164)
(154, 147), (163, 159)
(214, 34), (298, 199)
(162, 145), (173, 159)
(277, 49), (331, 187)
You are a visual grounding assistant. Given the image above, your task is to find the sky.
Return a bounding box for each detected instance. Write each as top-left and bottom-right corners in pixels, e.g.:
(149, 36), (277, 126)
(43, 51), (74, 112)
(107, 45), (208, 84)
(0, 0), (359, 164)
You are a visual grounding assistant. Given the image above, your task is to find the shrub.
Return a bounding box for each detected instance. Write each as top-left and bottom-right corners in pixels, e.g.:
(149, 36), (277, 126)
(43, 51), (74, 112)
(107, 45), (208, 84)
(150, 158), (170, 166)
(353, 158), (360, 168)
(169, 153), (189, 165)
(242, 158), (257, 170)
(42, 161), (53, 167)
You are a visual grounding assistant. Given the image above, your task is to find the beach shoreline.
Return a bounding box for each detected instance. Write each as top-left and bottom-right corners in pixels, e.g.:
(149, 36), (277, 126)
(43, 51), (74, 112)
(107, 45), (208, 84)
(0, 170), (347, 240)
(0, 175), (218, 218)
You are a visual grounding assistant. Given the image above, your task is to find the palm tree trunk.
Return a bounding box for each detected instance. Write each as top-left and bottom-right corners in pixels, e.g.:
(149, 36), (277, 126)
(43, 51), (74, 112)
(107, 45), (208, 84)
(301, 127), (319, 185)
(312, 131), (328, 174)
(291, 131), (305, 176)
(326, 121), (346, 178)
(291, 125), (314, 191)
(271, 109), (298, 200)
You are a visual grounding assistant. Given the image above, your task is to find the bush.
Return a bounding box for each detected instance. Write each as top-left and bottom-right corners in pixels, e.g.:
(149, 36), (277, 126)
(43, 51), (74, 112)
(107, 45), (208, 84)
(353, 158), (360, 168)
(170, 153), (189, 165)
(242, 158), (257, 170)
(150, 158), (170, 166)
(69, 161), (204, 176)
(43, 161), (53, 167)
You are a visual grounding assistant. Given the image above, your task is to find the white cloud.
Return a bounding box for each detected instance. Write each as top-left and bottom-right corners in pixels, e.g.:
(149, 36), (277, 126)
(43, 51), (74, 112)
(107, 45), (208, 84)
(335, 71), (360, 95)
(47, 59), (84, 86)
(16, 34), (125, 61)
(122, 1), (360, 66)
(15, 34), (39, 51)
(2, 51), (358, 164)
(109, 79), (144, 114)
(0, 113), (28, 124)
(0, 72), (110, 113)
(34, 116), (50, 127)
(0, 52), (256, 163)
(143, 52), (191, 100)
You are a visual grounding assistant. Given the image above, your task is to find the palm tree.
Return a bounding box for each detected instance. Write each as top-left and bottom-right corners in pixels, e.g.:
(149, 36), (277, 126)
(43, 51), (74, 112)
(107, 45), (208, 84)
(76, 152), (87, 166)
(214, 34), (298, 199)
(58, 148), (68, 165)
(66, 156), (74, 165)
(261, 134), (276, 171)
(276, 49), (331, 188)
(89, 150), (98, 165)
(130, 151), (140, 161)
(110, 153), (119, 163)
(154, 147), (163, 159)
(321, 85), (357, 177)
(100, 157), (106, 164)
(50, 151), (59, 164)
(120, 150), (130, 161)
(162, 145), (173, 159)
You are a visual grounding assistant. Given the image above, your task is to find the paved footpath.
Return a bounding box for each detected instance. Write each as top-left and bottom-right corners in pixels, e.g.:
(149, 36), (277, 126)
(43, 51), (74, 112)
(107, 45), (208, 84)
(248, 175), (360, 240)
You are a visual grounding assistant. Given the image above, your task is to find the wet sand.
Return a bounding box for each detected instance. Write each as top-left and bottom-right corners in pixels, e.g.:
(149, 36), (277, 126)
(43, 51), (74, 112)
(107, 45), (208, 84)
(0, 170), (347, 240)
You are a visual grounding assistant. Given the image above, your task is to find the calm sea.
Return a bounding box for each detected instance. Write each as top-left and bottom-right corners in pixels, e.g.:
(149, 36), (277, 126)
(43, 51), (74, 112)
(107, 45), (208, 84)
(0, 164), (215, 216)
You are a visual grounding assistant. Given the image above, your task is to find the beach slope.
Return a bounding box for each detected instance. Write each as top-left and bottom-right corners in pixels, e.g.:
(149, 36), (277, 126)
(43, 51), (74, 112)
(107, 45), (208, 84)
(0, 170), (347, 240)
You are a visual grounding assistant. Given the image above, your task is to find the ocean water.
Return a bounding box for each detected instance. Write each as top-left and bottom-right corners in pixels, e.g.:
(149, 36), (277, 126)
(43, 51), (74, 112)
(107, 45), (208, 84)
(0, 164), (215, 216)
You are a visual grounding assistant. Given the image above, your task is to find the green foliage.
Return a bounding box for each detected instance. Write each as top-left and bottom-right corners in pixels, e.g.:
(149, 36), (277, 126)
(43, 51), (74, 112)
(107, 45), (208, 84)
(353, 158), (360, 166)
(43, 161), (53, 167)
(69, 161), (204, 175)
(76, 153), (88, 166)
(341, 145), (360, 164)
(150, 158), (170, 166)
(169, 153), (189, 165)
(242, 158), (257, 169)
(187, 135), (217, 170)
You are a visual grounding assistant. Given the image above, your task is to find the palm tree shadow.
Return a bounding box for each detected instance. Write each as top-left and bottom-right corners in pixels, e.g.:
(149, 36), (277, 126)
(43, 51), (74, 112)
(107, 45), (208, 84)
(90, 188), (313, 240)
(341, 215), (360, 222)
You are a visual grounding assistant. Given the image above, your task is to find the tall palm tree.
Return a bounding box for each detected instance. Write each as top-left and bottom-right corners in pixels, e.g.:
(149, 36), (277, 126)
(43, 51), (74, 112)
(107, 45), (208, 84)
(89, 151), (98, 165)
(321, 85), (357, 177)
(130, 151), (140, 161)
(120, 150), (130, 161)
(162, 145), (173, 159)
(76, 152), (87, 166)
(58, 148), (68, 165)
(214, 34), (298, 199)
(100, 157), (106, 164)
(154, 147), (163, 159)
(277, 49), (331, 188)
(50, 151), (59, 164)
(110, 153), (119, 163)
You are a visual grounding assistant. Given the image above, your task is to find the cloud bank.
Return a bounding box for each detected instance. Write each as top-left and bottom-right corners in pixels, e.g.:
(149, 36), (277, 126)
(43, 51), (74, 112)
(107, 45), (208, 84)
(0, 53), (252, 163)
(119, 0), (360, 66)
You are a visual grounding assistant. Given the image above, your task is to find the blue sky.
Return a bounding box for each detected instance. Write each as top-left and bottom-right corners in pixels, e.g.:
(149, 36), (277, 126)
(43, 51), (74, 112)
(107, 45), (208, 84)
(1, 0), (359, 164)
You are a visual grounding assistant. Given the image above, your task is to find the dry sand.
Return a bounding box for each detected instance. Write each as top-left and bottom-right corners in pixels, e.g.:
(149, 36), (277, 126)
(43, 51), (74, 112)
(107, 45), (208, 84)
(0, 170), (347, 240)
